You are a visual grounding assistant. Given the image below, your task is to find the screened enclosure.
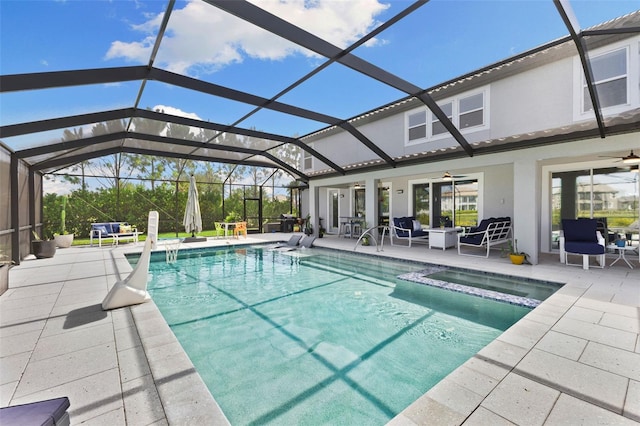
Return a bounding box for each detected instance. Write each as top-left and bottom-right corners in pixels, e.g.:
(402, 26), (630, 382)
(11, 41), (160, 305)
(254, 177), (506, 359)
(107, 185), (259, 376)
(2, 0), (639, 265)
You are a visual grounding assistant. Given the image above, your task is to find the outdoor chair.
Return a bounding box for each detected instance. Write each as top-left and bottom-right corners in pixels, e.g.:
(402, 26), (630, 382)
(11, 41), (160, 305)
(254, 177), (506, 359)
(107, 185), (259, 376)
(270, 234), (302, 250)
(390, 216), (429, 247)
(299, 235), (316, 248)
(213, 222), (226, 238)
(559, 218), (605, 270)
(234, 221), (247, 238)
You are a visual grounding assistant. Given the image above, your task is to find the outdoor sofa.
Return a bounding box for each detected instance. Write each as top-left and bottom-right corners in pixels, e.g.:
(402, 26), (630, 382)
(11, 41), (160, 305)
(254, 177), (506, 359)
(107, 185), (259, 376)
(457, 217), (512, 257)
(90, 222), (140, 247)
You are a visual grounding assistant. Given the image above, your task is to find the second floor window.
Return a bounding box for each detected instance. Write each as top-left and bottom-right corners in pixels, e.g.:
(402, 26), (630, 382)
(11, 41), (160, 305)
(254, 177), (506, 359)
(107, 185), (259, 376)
(459, 93), (484, 129)
(431, 102), (453, 136)
(303, 150), (312, 170)
(584, 47), (627, 112)
(408, 111), (427, 142)
(405, 88), (487, 145)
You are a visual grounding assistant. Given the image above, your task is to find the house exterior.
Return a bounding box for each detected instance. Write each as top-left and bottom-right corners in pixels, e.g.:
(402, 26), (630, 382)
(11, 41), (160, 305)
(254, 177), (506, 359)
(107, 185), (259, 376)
(300, 11), (640, 264)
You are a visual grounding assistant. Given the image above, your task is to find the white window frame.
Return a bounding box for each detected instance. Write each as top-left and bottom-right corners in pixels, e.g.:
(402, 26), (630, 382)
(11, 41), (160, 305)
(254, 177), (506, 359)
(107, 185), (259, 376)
(573, 37), (639, 121)
(431, 101), (453, 137)
(458, 92), (485, 130)
(405, 109), (428, 145)
(303, 146), (313, 170)
(428, 87), (490, 142)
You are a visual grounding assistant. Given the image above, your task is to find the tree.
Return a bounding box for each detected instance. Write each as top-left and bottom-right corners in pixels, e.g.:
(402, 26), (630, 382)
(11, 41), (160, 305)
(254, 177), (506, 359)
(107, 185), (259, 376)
(59, 127), (89, 190)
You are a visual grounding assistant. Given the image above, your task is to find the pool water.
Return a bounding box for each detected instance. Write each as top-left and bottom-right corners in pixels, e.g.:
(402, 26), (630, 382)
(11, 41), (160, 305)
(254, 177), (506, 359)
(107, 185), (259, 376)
(145, 247), (533, 425)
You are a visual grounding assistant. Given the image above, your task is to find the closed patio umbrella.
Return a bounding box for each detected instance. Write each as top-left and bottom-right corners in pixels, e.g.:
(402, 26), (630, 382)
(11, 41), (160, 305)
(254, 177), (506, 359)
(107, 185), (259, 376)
(183, 175), (203, 238)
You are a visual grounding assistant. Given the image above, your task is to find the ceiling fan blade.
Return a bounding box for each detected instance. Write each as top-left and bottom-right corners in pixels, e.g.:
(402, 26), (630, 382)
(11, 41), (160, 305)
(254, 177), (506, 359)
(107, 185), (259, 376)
(598, 150), (640, 164)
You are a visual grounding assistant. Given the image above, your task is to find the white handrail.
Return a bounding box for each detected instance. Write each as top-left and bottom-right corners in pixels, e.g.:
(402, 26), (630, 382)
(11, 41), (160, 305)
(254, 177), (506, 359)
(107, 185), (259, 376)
(354, 225), (389, 252)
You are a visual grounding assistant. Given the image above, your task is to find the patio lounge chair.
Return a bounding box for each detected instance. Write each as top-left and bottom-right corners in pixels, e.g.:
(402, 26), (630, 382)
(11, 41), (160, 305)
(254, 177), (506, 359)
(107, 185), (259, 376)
(269, 234), (303, 250)
(559, 218), (605, 270)
(299, 235), (316, 248)
(273, 235), (316, 251)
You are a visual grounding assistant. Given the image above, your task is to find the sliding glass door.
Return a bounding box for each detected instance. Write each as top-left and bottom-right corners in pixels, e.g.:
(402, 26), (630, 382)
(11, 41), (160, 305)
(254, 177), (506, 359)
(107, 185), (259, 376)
(551, 167), (639, 248)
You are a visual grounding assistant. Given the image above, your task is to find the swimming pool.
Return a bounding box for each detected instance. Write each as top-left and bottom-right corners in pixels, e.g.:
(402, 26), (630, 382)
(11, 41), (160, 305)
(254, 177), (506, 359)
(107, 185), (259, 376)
(144, 246), (536, 425)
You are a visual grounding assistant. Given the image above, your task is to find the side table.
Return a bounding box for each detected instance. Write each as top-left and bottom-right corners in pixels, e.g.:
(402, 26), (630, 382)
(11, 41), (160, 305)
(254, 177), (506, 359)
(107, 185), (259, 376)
(428, 228), (459, 250)
(607, 244), (635, 269)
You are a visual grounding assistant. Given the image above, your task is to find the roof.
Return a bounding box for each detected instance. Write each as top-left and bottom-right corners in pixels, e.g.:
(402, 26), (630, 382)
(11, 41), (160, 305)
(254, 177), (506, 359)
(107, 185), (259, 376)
(1, 1), (639, 182)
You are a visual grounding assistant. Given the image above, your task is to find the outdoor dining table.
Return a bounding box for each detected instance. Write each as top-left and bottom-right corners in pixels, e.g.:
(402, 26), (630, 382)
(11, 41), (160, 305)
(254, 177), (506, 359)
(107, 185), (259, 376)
(220, 222), (237, 238)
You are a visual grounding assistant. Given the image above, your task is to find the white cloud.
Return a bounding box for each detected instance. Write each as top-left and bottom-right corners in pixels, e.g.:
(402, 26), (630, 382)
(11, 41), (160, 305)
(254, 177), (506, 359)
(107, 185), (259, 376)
(44, 175), (73, 195)
(105, 0), (388, 75)
(150, 105), (203, 136)
(152, 104), (201, 120)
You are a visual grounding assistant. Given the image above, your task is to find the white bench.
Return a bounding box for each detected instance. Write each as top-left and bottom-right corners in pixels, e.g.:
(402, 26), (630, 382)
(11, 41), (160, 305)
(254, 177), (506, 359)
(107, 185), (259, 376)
(90, 222), (140, 247)
(457, 218), (512, 257)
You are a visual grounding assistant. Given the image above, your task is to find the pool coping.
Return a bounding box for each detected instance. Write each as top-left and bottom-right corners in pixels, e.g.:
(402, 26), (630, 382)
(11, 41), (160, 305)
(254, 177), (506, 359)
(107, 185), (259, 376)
(3, 235), (638, 424)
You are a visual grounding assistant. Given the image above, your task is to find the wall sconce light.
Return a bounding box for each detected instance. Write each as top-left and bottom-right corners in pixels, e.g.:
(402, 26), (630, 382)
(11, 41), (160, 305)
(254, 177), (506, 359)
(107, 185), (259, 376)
(396, 189), (404, 194)
(340, 194), (345, 198)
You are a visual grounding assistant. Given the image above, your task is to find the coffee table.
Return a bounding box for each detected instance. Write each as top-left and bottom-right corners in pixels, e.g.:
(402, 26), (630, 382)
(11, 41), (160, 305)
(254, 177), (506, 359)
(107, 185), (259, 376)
(428, 227), (459, 250)
(607, 244), (635, 269)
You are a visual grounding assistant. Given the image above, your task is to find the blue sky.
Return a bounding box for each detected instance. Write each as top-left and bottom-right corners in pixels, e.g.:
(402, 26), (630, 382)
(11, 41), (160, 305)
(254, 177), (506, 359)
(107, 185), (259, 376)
(2, 0), (639, 146)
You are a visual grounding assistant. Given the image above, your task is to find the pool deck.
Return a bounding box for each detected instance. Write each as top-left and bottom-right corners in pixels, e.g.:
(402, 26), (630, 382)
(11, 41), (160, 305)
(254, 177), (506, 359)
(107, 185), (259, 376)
(1, 233), (638, 425)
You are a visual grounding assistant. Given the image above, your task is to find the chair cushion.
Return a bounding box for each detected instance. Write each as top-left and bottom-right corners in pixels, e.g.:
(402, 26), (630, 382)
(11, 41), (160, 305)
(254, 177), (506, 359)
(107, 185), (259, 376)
(459, 235), (483, 245)
(401, 217), (414, 230)
(565, 241), (604, 255)
(393, 217), (410, 237)
(412, 230), (429, 237)
(562, 219), (597, 243)
(472, 219), (492, 233)
(412, 220), (422, 232)
(93, 225), (108, 235)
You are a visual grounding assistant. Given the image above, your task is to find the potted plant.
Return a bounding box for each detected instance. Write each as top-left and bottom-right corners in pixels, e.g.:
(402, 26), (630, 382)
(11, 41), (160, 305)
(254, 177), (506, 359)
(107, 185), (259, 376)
(304, 214), (313, 236)
(54, 195), (74, 248)
(507, 239), (527, 265)
(31, 231), (56, 259)
(318, 227), (325, 238)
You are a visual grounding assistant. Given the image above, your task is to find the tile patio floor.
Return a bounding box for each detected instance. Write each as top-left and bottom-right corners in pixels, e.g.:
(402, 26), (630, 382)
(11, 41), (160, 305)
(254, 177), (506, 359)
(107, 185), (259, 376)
(1, 234), (638, 425)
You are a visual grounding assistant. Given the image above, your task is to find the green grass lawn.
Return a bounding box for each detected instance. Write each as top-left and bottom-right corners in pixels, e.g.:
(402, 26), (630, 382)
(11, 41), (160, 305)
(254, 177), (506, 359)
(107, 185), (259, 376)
(70, 230), (223, 246)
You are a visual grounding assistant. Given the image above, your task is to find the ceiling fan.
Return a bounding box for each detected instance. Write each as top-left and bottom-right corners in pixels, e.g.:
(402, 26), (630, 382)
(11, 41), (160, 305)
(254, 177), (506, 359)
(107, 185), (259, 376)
(600, 150), (640, 164)
(441, 171), (468, 181)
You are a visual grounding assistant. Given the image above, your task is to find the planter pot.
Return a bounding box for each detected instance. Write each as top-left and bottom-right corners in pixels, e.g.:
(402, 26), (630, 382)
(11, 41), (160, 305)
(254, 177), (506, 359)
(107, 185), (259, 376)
(31, 240), (57, 259)
(54, 234), (74, 248)
(509, 254), (525, 265)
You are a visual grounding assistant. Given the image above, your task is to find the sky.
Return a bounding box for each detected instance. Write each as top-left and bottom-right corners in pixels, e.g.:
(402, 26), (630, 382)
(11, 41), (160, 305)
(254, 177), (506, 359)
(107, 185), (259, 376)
(1, 0), (639, 150)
